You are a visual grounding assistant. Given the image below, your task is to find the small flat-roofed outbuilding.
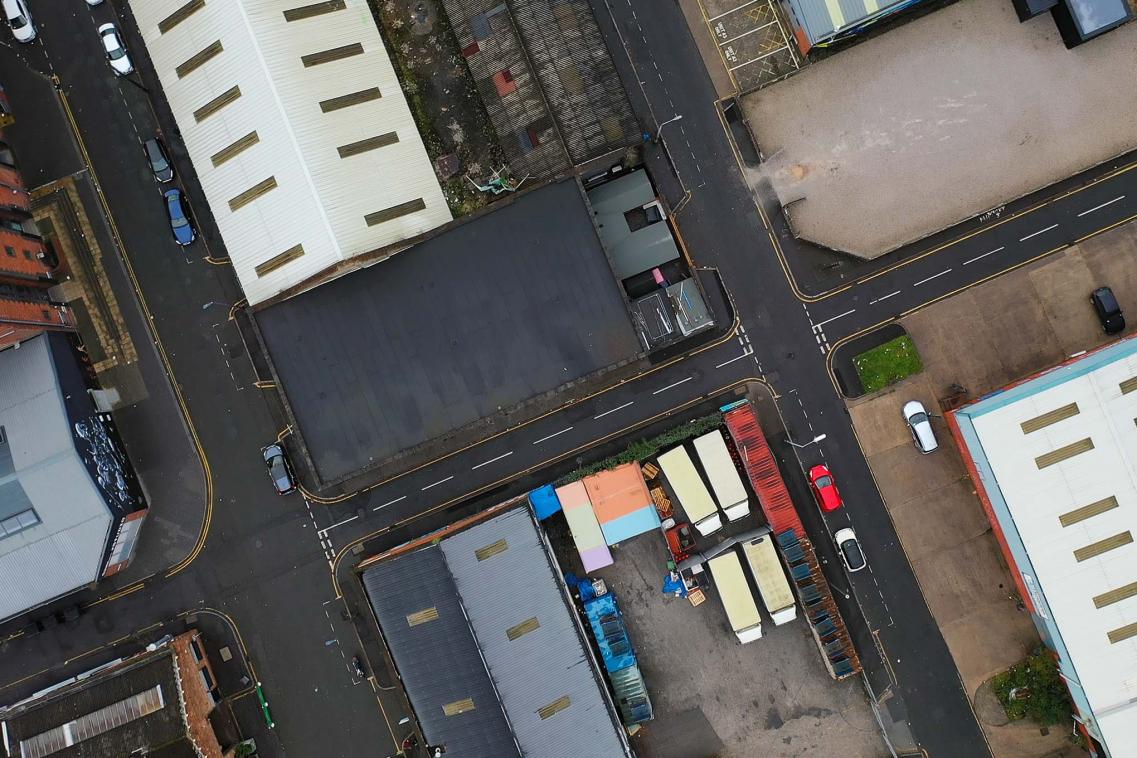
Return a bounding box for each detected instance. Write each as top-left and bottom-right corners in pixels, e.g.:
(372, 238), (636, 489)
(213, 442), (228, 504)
(256, 179), (640, 485)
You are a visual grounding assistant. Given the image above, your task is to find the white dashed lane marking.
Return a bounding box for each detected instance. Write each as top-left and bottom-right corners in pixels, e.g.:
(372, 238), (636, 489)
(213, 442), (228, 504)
(963, 246), (1004, 266)
(1019, 224), (1058, 242)
(1077, 196), (1124, 217)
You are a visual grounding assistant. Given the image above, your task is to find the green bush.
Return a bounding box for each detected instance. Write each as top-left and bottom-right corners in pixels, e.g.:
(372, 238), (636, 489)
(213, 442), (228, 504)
(853, 334), (924, 394)
(992, 648), (1073, 725)
(556, 413), (723, 485)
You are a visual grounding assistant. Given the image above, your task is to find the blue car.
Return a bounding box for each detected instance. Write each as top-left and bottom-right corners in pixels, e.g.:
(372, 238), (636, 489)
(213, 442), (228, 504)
(164, 188), (195, 246)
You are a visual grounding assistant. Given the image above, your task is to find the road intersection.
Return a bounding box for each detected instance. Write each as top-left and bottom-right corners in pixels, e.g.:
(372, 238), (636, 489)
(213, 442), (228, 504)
(2, 0), (1136, 755)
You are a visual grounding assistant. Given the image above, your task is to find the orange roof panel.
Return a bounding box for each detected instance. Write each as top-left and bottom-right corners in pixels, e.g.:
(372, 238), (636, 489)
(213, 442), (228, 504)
(583, 463), (651, 524)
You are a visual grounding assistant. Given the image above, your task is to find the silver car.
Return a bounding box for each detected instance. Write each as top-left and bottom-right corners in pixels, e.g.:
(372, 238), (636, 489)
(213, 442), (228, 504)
(903, 400), (938, 454)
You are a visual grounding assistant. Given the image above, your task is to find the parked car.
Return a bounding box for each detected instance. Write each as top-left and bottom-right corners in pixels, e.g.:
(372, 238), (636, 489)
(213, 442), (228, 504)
(143, 138), (174, 183)
(262, 444), (296, 495)
(3, 0), (35, 43)
(809, 464), (843, 512)
(163, 188), (196, 245)
(903, 400), (939, 454)
(1091, 286), (1125, 335)
(98, 23), (133, 76)
(833, 528), (867, 573)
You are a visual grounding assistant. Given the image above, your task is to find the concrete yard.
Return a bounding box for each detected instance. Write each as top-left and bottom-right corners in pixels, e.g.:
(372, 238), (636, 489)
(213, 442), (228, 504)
(575, 529), (885, 757)
(256, 179), (640, 486)
(844, 218), (1137, 756)
(741, 0), (1137, 258)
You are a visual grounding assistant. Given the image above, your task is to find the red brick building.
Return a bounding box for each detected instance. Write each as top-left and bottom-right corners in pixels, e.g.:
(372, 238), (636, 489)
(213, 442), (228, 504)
(0, 96), (74, 351)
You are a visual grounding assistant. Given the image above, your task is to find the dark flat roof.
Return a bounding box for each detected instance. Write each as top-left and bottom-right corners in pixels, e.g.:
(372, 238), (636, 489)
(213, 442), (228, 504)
(362, 546), (521, 758)
(257, 179), (639, 484)
(1, 651), (191, 758)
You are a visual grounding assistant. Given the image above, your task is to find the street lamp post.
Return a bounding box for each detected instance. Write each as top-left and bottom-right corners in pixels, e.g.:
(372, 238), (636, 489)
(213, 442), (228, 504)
(788, 433), (827, 449)
(653, 114), (683, 143)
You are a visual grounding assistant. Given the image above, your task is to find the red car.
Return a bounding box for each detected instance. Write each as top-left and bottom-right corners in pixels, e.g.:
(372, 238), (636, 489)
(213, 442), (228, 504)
(809, 464), (843, 512)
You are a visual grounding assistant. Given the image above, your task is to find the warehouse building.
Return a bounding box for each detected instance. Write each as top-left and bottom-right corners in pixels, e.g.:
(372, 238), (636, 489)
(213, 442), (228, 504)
(949, 337), (1137, 756)
(0, 630), (224, 757)
(0, 332), (147, 623)
(129, 0), (452, 306)
(360, 504), (632, 758)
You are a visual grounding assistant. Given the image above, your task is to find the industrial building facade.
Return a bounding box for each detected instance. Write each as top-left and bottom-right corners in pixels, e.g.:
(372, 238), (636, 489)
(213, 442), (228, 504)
(360, 504), (632, 758)
(949, 337), (1137, 756)
(0, 332), (147, 623)
(128, 0), (453, 306)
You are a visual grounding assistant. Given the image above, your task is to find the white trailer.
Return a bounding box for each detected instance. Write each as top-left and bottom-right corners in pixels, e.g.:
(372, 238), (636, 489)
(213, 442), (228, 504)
(707, 550), (763, 643)
(693, 430), (750, 521)
(658, 446), (722, 536)
(742, 534), (797, 625)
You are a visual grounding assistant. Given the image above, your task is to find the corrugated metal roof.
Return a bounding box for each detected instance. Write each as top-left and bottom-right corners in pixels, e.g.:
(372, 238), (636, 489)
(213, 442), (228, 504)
(128, 0), (452, 305)
(786, 0), (915, 45)
(954, 337), (1137, 752)
(361, 546), (520, 757)
(439, 508), (629, 758)
(0, 335), (112, 621)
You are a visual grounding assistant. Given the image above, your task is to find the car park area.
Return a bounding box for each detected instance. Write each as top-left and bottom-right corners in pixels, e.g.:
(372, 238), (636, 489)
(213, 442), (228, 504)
(843, 216), (1137, 755)
(740, 0), (1137, 258)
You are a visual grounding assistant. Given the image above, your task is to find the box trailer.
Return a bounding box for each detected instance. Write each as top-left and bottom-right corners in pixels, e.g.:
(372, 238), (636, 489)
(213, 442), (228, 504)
(742, 534), (797, 625)
(693, 430), (750, 521)
(707, 550), (763, 643)
(658, 446), (722, 536)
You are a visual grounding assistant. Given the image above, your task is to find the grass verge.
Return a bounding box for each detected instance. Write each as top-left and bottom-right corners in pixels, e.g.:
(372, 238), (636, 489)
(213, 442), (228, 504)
(853, 334), (923, 394)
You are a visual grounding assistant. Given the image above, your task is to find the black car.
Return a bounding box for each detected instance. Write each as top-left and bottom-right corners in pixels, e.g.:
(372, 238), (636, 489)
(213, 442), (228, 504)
(143, 138), (174, 183)
(1091, 286), (1125, 334)
(262, 444), (296, 495)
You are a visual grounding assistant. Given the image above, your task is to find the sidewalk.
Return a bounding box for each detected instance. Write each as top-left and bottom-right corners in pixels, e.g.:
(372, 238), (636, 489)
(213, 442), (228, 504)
(0, 51), (208, 583)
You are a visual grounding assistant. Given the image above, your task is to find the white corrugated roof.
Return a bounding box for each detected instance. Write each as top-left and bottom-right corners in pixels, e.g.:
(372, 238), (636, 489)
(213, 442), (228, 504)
(129, 0), (452, 305)
(0, 337), (112, 621)
(965, 347), (1137, 751)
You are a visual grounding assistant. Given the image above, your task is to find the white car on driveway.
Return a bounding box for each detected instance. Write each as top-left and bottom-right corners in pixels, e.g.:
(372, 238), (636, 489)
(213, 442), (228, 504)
(3, 0), (35, 43)
(98, 23), (134, 76)
(903, 400), (939, 454)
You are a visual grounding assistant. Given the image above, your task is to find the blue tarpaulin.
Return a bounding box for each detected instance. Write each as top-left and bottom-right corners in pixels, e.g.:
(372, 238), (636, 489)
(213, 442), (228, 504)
(528, 485), (562, 520)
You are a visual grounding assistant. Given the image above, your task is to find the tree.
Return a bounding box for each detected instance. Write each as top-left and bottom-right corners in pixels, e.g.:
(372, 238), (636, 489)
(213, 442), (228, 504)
(992, 648), (1073, 726)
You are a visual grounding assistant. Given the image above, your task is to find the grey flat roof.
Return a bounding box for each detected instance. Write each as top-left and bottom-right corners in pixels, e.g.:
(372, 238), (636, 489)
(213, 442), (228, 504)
(1063, 0), (1132, 34)
(0, 334), (112, 621)
(257, 179), (640, 484)
(362, 546), (521, 758)
(440, 508), (629, 758)
(588, 170), (680, 282)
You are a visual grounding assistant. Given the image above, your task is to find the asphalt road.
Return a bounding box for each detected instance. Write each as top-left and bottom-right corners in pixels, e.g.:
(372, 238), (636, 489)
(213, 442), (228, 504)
(2, 1), (1136, 756)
